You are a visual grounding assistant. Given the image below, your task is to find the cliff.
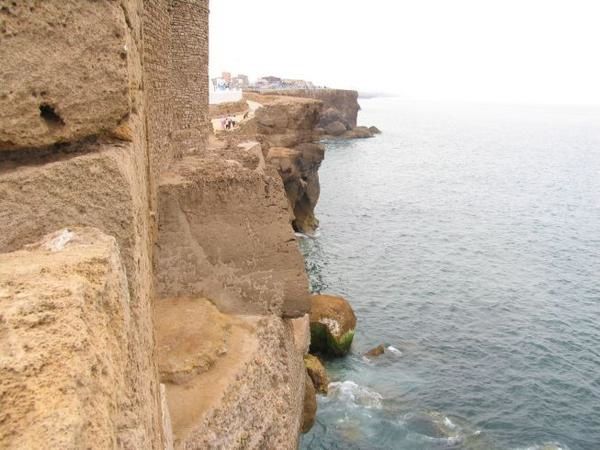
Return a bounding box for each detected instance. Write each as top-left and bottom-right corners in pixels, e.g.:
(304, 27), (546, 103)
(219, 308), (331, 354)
(247, 88), (360, 128)
(210, 93), (326, 234)
(0, 2), (311, 449)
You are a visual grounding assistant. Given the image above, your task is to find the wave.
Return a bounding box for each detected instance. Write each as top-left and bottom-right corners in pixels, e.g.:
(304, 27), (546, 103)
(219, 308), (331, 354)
(326, 380), (383, 409)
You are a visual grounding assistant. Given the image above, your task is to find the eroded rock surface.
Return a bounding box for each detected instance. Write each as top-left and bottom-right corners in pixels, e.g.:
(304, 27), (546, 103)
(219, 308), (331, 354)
(0, 1), (136, 150)
(155, 144), (310, 317)
(304, 354), (330, 394)
(301, 373), (318, 434)
(155, 298), (306, 449)
(0, 228), (145, 448)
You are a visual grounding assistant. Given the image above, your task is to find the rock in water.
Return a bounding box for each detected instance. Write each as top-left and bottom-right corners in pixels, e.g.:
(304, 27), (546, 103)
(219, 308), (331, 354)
(343, 126), (374, 139)
(304, 354), (330, 394)
(369, 126), (382, 134)
(365, 344), (385, 357)
(301, 373), (317, 433)
(309, 294), (357, 356)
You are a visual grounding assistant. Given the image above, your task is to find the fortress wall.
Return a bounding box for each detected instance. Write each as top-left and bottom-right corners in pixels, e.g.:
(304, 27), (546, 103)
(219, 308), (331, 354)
(169, 0), (210, 157)
(0, 1), (311, 448)
(0, 1), (164, 447)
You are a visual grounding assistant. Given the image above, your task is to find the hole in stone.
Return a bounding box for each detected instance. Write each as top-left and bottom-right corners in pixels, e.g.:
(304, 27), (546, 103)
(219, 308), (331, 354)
(39, 104), (65, 127)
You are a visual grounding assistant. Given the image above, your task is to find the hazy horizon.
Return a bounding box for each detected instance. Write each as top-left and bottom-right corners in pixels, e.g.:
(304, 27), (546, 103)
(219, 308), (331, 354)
(210, 0), (600, 106)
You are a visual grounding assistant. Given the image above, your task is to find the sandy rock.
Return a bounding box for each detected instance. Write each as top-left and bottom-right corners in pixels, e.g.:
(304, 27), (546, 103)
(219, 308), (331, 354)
(155, 152), (310, 317)
(155, 298), (232, 385)
(0, 1), (135, 150)
(0, 228), (137, 448)
(248, 94), (322, 150)
(155, 300), (305, 449)
(365, 344), (386, 357)
(289, 314), (311, 355)
(301, 373), (318, 433)
(309, 294), (357, 356)
(324, 120), (347, 137)
(343, 126), (374, 139)
(369, 125), (382, 134)
(304, 354), (330, 394)
(255, 88), (360, 129)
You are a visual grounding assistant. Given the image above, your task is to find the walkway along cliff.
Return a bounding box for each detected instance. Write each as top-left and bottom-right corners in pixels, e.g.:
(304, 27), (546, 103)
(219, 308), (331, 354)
(0, 1), (311, 448)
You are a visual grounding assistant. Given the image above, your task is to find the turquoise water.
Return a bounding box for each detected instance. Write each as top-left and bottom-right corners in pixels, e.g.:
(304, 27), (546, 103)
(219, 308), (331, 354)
(299, 99), (600, 450)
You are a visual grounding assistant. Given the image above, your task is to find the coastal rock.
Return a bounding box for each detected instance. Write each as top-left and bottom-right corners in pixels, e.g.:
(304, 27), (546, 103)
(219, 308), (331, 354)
(304, 354), (330, 394)
(309, 294), (357, 356)
(320, 107), (350, 129)
(324, 120), (347, 137)
(257, 88), (360, 129)
(343, 126), (374, 139)
(245, 93), (322, 150)
(301, 373), (317, 433)
(369, 126), (382, 134)
(365, 344), (385, 357)
(266, 144), (324, 234)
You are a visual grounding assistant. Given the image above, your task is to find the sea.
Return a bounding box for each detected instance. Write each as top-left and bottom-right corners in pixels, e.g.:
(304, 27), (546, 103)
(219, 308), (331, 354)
(299, 98), (600, 450)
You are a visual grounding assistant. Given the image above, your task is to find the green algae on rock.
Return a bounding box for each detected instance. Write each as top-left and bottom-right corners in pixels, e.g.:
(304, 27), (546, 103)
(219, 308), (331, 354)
(309, 294), (356, 356)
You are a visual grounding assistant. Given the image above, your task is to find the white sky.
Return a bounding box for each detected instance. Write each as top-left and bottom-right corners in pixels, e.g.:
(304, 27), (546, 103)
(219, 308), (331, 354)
(209, 0), (600, 105)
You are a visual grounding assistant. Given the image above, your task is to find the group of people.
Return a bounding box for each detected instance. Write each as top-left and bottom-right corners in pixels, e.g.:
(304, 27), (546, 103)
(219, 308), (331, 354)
(221, 116), (237, 130)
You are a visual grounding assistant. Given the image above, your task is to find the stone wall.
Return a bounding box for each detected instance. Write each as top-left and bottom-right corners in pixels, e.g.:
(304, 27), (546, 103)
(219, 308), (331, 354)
(169, 0), (210, 156)
(0, 1), (311, 448)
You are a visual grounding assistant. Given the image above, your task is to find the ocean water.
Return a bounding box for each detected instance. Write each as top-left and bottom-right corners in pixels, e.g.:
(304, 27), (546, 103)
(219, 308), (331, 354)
(299, 99), (600, 450)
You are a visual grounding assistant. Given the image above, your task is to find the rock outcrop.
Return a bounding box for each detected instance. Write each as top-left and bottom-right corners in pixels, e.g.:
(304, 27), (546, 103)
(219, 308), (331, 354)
(309, 294), (357, 356)
(248, 88), (380, 139)
(301, 373), (318, 433)
(304, 354), (330, 394)
(210, 93), (326, 234)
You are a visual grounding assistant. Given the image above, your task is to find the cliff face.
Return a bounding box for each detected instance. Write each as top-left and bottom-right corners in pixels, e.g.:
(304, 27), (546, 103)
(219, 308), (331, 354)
(212, 93), (326, 234)
(247, 88), (359, 128)
(0, 2), (310, 449)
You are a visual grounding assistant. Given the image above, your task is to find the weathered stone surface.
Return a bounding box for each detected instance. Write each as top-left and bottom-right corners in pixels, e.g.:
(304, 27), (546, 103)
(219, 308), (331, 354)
(155, 299), (305, 448)
(301, 373), (317, 433)
(369, 125), (382, 134)
(155, 151), (310, 317)
(0, 228), (132, 448)
(304, 354), (330, 394)
(155, 298), (231, 385)
(0, 1), (136, 150)
(324, 120), (347, 137)
(0, 142), (161, 447)
(266, 144), (324, 234)
(320, 107), (351, 129)
(310, 294), (357, 356)
(289, 314), (311, 355)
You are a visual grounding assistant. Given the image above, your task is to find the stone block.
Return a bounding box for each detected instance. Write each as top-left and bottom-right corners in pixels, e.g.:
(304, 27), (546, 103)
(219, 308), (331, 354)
(0, 141), (161, 446)
(0, 228), (130, 448)
(0, 1), (135, 150)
